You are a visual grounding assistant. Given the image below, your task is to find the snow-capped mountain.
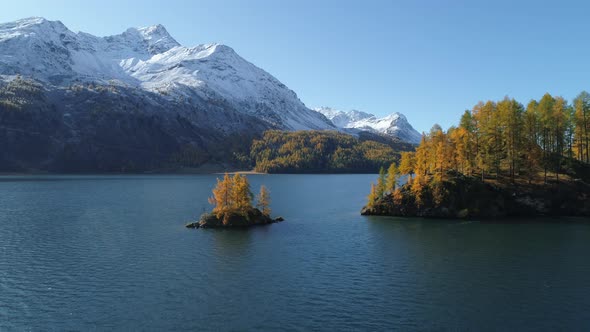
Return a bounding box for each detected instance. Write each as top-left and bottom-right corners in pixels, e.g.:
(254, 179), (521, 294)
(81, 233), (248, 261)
(315, 107), (422, 144)
(0, 17), (334, 131)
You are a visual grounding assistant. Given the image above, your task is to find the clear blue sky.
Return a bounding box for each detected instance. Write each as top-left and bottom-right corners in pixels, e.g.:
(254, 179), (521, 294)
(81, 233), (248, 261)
(2, 0), (590, 133)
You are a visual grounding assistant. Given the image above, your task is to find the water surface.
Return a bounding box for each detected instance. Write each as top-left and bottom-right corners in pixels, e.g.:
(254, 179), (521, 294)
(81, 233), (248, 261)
(0, 175), (589, 331)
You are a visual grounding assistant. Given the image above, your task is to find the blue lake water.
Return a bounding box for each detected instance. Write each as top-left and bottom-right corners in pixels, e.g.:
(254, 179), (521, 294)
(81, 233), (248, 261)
(0, 174), (589, 331)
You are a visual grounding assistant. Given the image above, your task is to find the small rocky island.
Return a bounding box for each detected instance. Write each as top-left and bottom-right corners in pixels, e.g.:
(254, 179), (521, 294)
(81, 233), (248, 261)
(186, 174), (284, 229)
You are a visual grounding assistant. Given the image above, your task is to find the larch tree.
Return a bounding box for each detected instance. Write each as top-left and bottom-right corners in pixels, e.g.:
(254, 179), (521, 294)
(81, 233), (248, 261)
(524, 100), (541, 183)
(573, 91), (590, 162)
(209, 173), (258, 219)
(256, 185), (271, 216)
(414, 135), (429, 177)
(410, 175), (426, 207)
(231, 174), (253, 214)
(386, 162), (399, 193)
(366, 91), (588, 212)
(449, 126), (470, 174)
(460, 109), (479, 175)
(399, 152), (416, 183)
(552, 97), (569, 182)
(425, 124), (449, 179)
(376, 166), (386, 198)
(537, 93), (555, 183)
(367, 183), (378, 208)
(565, 104), (576, 160)
(436, 122), (452, 177)
(472, 101), (496, 180)
(208, 173), (234, 218)
(497, 97), (524, 182)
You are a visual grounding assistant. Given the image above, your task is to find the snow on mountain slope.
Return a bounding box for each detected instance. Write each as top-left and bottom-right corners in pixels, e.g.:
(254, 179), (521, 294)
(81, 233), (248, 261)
(315, 107), (422, 144)
(0, 17), (334, 131)
(314, 106), (373, 128)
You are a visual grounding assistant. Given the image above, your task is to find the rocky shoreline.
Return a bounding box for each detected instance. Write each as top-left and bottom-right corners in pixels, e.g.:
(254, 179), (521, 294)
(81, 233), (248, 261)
(361, 174), (590, 219)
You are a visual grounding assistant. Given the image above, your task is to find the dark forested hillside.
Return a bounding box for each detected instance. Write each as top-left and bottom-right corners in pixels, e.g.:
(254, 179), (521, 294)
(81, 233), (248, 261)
(0, 78), (415, 173)
(0, 77), (268, 172)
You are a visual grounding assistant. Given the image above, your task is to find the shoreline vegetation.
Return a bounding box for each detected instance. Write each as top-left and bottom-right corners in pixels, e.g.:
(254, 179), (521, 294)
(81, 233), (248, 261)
(249, 130), (414, 173)
(362, 93), (590, 219)
(0, 79), (415, 174)
(186, 173), (283, 229)
(0, 169), (392, 176)
(0, 129), (415, 175)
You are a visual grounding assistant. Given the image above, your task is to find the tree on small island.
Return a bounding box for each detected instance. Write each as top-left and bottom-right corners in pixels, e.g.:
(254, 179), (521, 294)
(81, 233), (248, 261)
(208, 173), (254, 218)
(187, 174), (281, 228)
(256, 185), (271, 216)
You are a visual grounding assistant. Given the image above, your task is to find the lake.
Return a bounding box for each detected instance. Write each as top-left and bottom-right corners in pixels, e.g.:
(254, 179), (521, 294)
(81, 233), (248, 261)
(0, 174), (589, 331)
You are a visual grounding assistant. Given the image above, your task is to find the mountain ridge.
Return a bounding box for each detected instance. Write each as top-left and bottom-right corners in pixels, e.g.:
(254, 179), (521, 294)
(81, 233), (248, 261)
(314, 106), (422, 144)
(0, 17), (334, 131)
(0, 17), (420, 173)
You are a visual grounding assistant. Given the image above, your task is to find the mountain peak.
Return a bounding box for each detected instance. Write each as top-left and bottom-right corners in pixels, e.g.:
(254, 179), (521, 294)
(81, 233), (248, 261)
(138, 23), (166, 33)
(136, 24), (173, 41)
(0, 17), (334, 132)
(313, 107), (373, 127)
(16, 16), (48, 24)
(315, 107), (421, 143)
(119, 23), (179, 54)
(13, 16), (52, 27)
(0, 17), (68, 36)
(381, 112), (404, 121)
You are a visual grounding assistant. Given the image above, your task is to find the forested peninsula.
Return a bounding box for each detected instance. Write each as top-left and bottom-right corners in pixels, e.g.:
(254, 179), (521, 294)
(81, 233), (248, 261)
(362, 93), (590, 219)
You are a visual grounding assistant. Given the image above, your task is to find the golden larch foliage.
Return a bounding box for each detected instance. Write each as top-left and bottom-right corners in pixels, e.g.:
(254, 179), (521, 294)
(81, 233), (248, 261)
(367, 182), (378, 208)
(231, 174), (253, 214)
(386, 162), (399, 193)
(209, 173), (256, 219)
(257, 185), (271, 216)
(209, 173), (234, 218)
(399, 151), (416, 183)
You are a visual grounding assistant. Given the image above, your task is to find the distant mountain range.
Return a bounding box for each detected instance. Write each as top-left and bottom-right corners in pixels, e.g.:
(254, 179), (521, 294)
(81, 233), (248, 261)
(0, 17), (416, 172)
(315, 107), (422, 144)
(0, 17), (334, 131)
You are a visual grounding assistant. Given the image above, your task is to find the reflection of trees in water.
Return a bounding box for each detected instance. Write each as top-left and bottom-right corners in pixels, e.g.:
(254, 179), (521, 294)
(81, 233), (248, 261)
(209, 229), (255, 273)
(211, 229), (253, 253)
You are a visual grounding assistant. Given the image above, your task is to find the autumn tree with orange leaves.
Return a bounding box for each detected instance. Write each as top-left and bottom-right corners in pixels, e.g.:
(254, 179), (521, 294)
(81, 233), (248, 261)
(209, 174), (271, 219)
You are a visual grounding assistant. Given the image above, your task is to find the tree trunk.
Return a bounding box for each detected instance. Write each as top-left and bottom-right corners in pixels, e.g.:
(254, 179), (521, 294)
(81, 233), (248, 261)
(584, 113), (588, 163)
